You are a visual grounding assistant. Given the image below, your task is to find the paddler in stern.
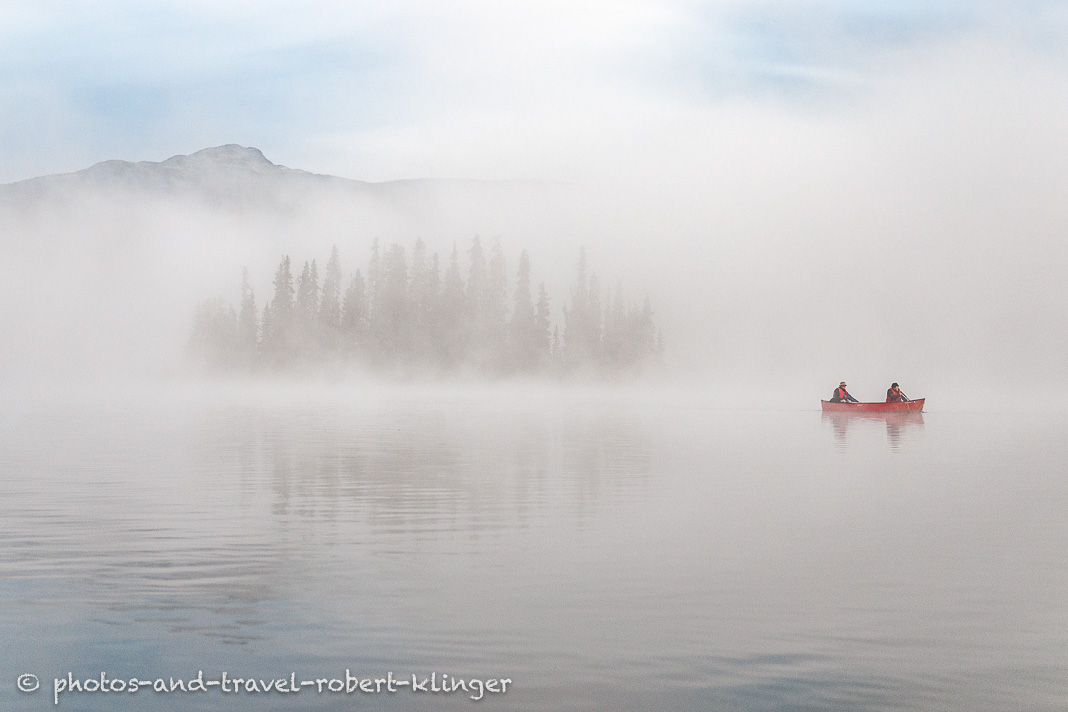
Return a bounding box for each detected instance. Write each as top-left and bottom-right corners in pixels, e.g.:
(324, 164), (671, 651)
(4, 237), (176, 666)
(830, 381), (859, 403)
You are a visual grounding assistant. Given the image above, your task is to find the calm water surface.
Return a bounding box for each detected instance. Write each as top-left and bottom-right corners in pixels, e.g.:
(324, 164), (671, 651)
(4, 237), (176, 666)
(1, 389), (1066, 711)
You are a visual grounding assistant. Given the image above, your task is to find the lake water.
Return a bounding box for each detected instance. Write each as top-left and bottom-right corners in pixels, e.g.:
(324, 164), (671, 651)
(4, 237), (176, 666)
(1, 388), (1066, 711)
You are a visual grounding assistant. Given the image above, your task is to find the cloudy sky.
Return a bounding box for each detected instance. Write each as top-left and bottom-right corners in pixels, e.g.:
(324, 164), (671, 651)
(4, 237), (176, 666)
(2, 1), (1067, 394)
(2, 1), (1066, 184)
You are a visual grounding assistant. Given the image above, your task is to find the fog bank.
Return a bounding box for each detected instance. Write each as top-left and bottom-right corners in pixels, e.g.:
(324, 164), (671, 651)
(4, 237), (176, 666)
(1, 35), (1066, 400)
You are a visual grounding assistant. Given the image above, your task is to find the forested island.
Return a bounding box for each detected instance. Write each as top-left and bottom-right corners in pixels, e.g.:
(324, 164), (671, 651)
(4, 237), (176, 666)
(189, 237), (662, 377)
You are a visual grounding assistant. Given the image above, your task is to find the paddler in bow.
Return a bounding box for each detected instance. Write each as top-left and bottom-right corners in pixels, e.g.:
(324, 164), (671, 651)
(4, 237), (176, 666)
(830, 381), (859, 403)
(885, 383), (910, 402)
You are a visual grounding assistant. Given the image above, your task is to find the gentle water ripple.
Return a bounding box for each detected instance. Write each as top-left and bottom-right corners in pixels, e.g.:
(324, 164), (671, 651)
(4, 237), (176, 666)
(1, 396), (1066, 710)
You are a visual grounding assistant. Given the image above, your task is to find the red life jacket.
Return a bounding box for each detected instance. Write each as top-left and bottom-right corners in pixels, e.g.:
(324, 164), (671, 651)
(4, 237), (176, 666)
(886, 387), (902, 402)
(835, 387), (848, 400)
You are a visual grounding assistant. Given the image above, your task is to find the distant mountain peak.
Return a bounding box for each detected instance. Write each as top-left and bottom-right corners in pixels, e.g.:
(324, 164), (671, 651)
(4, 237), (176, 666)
(157, 144), (278, 174)
(181, 144), (273, 166)
(1, 145), (562, 204)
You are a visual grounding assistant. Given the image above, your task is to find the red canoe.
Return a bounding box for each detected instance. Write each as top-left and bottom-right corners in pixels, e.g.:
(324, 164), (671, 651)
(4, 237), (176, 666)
(821, 398), (925, 413)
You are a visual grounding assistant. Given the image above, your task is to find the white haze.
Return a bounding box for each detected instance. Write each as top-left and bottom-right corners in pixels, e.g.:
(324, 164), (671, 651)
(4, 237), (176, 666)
(1, 20), (1067, 408)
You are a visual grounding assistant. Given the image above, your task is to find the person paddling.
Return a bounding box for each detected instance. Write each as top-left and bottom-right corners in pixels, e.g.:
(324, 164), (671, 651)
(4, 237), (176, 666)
(886, 383), (909, 403)
(830, 381), (859, 403)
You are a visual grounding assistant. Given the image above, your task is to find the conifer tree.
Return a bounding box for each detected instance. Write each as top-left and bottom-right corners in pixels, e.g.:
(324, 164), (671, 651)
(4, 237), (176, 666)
(295, 260), (319, 321)
(534, 283), (552, 372)
(260, 302), (274, 351)
(237, 268), (258, 360)
(189, 240), (661, 378)
(483, 239), (509, 369)
(563, 247), (596, 371)
(426, 252), (442, 324)
(408, 239), (431, 361)
(294, 260), (320, 361)
(587, 272), (603, 365)
(366, 239), (381, 334)
(466, 236), (486, 331)
(267, 255), (295, 364)
(602, 284), (626, 372)
(341, 270), (368, 356)
(435, 244), (466, 367)
(319, 245), (343, 352)
(375, 243), (410, 359)
(510, 250), (536, 371)
(550, 325), (562, 375)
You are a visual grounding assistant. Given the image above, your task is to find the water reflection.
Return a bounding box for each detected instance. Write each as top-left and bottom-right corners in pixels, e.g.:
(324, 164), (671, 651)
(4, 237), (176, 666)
(0, 398), (656, 654)
(822, 411), (925, 451)
(5, 399), (1066, 712)
(189, 403), (655, 539)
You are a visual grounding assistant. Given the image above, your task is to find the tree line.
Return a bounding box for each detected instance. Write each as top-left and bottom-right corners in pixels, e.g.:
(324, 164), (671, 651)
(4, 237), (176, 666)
(189, 237), (663, 377)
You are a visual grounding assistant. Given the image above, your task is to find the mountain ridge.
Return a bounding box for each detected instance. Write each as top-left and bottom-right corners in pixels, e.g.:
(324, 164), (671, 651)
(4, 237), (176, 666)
(0, 144), (562, 193)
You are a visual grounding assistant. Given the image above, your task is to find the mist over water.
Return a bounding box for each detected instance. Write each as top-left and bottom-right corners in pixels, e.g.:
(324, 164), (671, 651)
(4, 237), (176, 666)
(2, 6), (1067, 710)
(1, 389), (1065, 711)
(3, 32), (1068, 397)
